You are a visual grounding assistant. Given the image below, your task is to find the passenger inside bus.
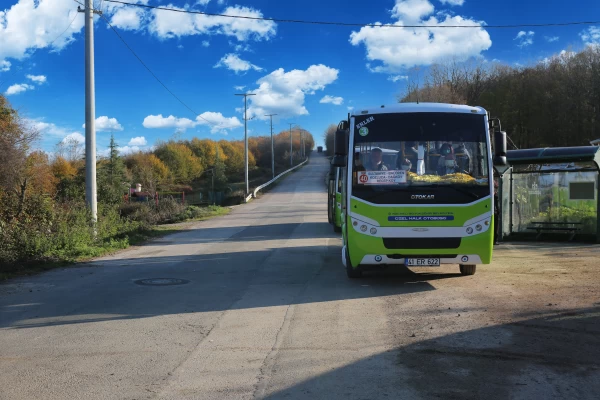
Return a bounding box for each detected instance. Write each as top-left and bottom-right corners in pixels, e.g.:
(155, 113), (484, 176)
(364, 148), (388, 171)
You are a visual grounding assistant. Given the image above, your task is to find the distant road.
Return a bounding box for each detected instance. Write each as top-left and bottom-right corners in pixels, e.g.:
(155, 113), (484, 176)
(2, 152), (600, 399)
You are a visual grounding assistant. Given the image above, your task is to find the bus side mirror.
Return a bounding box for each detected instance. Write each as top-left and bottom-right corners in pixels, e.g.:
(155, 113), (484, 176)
(494, 131), (507, 166)
(333, 121), (348, 167)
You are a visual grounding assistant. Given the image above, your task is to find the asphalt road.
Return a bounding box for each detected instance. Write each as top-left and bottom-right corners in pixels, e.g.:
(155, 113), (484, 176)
(2, 153), (600, 400)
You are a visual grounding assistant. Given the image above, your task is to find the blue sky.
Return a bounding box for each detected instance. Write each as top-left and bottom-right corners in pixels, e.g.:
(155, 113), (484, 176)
(0, 0), (598, 153)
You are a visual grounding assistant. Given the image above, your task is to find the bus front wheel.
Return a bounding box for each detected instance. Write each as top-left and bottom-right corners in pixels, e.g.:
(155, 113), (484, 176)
(345, 248), (362, 278)
(459, 265), (476, 276)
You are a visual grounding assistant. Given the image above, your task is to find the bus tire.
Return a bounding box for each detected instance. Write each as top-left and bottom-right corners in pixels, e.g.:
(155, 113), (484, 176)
(459, 265), (476, 275)
(345, 248), (362, 278)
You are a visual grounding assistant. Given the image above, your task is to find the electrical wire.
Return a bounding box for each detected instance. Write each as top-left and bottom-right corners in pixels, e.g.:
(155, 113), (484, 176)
(0, 11), (80, 90)
(98, 12), (217, 126)
(103, 0), (600, 29)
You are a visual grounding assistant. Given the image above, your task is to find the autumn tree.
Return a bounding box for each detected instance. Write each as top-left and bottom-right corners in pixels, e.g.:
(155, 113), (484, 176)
(399, 46), (600, 148)
(0, 95), (41, 218)
(125, 152), (170, 196)
(154, 141), (202, 184)
(219, 140), (255, 179)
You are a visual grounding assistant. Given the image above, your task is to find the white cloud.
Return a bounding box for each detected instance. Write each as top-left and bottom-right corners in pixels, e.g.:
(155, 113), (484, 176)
(178, 44), (184, 49)
(349, 0), (491, 73)
(230, 41), (252, 52)
(1, 60), (10, 72)
(439, 0), (465, 5)
(196, 0), (212, 5)
(5, 83), (34, 95)
(234, 85), (246, 91)
(515, 31), (535, 48)
(0, 0), (84, 64)
(196, 112), (242, 133)
(26, 74), (47, 84)
(62, 132), (85, 144)
(545, 36), (559, 43)
(148, 4), (276, 41)
(347, 106), (354, 111)
(108, 1), (148, 31)
(245, 64), (339, 119)
(202, 40), (210, 47)
(118, 146), (141, 155)
(214, 53), (262, 73)
(580, 26), (600, 46)
(388, 75), (408, 82)
(27, 119), (71, 138)
(143, 112), (241, 133)
(143, 114), (196, 131)
(82, 116), (124, 131)
(320, 95), (344, 105)
(128, 136), (148, 146)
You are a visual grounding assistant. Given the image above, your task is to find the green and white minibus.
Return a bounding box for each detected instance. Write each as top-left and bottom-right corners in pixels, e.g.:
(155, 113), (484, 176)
(332, 103), (507, 278)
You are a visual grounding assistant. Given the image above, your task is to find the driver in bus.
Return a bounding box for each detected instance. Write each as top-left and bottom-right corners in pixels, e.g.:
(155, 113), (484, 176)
(365, 147), (388, 171)
(454, 142), (472, 174)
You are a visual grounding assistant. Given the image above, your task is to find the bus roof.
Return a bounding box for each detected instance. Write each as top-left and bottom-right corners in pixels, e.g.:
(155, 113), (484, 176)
(349, 103), (486, 117)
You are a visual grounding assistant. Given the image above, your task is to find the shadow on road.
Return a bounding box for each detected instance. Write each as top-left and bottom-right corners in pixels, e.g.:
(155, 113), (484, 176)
(262, 306), (600, 399)
(140, 222), (339, 246)
(0, 244), (466, 330)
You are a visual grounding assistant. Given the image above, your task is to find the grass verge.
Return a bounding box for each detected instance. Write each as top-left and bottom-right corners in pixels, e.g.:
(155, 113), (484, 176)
(0, 206), (231, 281)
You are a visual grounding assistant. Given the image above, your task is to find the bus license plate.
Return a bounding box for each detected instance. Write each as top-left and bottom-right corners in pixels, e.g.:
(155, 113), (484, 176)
(405, 258), (440, 267)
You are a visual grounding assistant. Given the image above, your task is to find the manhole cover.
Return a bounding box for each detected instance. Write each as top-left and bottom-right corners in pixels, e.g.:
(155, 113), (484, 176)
(134, 278), (190, 286)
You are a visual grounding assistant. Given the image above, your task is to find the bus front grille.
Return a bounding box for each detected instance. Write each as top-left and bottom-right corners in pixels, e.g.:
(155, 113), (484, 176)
(382, 238), (462, 250)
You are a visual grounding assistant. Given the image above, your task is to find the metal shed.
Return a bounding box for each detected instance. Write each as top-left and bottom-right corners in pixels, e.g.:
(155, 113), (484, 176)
(496, 146), (600, 243)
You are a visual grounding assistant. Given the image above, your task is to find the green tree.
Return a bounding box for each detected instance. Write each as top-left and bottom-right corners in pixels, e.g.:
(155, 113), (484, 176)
(97, 135), (128, 204)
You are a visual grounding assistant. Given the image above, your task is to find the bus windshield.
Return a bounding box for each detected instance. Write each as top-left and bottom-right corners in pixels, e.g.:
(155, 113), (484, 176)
(351, 112), (490, 205)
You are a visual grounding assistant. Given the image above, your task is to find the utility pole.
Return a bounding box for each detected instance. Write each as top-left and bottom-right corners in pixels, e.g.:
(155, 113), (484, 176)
(235, 92), (255, 197)
(288, 123), (295, 167)
(78, 1), (101, 222)
(265, 114), (277, 179)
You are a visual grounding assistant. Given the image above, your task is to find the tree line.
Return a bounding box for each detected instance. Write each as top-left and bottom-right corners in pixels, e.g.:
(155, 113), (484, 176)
(400, 46), (600, 148)
(323, 46), (600, 152)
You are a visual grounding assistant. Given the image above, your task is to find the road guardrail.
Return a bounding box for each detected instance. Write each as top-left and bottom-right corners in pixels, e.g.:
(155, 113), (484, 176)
(245, 158), (309, 202)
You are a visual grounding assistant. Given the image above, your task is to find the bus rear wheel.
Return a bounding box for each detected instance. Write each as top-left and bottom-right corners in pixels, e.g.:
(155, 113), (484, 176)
(459, 265), (476, 276)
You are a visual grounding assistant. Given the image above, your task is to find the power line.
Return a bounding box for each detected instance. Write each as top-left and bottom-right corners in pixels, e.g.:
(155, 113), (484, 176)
(104, 0), (600, 29)
(0, 11), (80, 90)
(97, 12), (216, 126)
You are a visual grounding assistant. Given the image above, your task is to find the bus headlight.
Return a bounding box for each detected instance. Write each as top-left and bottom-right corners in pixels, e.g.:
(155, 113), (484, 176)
(360, 225), (367, 232)
(476, 224), (482, 231)
(466, 227), (474, 234)
(370, 227), (377, 235)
